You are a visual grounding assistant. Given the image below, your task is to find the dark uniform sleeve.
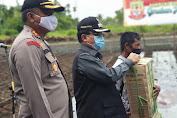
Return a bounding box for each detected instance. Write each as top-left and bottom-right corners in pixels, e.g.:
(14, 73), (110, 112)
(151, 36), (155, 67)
(14, 39), (55, 118)
(77, 53), (133, 85)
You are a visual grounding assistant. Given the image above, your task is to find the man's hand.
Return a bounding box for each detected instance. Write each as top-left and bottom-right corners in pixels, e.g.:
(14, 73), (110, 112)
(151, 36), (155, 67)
(153, 85), (160, 100)
(126, 112), (131, 118)
(127, 53), (140, 64)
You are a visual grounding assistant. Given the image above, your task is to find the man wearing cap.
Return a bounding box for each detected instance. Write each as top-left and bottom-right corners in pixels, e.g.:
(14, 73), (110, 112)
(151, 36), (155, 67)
(9, 0), (72, 118)
(72, 17), (140, 118)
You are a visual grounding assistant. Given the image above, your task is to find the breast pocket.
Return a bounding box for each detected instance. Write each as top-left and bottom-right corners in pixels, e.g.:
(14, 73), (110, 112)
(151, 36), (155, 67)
(45, 52), (60, 77)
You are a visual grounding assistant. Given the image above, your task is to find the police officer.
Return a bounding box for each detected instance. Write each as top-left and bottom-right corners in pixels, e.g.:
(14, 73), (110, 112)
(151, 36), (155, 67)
(72, 17), (140, 118)
(9, 0), (72, 118)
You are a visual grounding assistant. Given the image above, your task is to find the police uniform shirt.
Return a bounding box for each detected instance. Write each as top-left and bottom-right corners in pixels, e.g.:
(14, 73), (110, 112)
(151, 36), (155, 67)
(9, 25), (69, 118)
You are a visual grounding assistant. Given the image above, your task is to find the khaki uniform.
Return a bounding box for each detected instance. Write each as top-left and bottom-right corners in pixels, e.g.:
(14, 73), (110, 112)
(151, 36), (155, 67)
(9, 25), (70, 118)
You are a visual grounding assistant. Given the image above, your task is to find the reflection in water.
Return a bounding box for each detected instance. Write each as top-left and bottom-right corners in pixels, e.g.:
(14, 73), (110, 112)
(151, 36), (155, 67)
(153, 51), (177, 118)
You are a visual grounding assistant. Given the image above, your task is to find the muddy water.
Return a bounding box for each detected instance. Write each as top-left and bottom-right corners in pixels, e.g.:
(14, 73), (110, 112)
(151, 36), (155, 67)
(153, 51), (177, 118)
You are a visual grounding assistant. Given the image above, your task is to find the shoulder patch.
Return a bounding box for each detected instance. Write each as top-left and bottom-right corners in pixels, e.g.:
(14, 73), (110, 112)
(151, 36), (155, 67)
(27, 41), (40, 48)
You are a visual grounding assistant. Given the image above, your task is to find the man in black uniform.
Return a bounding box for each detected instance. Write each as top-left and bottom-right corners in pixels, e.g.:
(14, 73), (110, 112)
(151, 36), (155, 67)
(72, 17), (140, 118)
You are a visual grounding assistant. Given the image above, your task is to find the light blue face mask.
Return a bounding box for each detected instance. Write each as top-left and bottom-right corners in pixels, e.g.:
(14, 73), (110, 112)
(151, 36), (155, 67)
(92, 36), (105, 50)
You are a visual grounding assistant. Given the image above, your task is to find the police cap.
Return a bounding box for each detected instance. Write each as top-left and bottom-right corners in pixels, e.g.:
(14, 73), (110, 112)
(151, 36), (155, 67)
(21, 0), (64, 12)
(77, 17), (110, 33)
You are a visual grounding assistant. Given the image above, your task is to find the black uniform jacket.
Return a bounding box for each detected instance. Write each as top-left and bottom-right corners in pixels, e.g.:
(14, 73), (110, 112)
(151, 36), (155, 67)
(72, 45), (133, 118)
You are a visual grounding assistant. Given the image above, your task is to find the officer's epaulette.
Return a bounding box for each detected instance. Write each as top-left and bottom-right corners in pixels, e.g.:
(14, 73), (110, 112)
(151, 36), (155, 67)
(27, 41), (40, 48)
(31, 29), (41, 40)
(31, 29), (39, 37)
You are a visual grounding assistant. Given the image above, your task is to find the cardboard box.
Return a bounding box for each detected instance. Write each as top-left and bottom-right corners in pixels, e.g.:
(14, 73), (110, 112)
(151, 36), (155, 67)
(153, 111), (162, 118)
(125, 58), (160, 118)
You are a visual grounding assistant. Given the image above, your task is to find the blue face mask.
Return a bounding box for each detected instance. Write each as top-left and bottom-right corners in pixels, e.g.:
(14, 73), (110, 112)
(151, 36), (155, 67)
(92, 36), (105, 50)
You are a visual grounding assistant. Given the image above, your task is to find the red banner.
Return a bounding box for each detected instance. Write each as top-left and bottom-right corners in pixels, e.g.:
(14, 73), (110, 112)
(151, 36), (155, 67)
(125, 0), (177, 8)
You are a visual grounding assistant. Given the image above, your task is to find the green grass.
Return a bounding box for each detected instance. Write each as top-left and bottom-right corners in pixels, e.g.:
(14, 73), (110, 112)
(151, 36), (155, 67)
(105, 24), (176, 34)
(47, 29), (77, 38)
(0, 35), (14, 40)
(0, 24), (177, 40)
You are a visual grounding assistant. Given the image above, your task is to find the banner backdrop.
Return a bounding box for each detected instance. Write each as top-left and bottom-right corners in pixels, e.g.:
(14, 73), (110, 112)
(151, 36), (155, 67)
(124, 0), (177, 26)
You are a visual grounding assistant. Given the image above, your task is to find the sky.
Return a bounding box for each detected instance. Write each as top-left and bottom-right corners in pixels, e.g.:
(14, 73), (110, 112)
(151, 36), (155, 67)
(0, 0), (123, 20)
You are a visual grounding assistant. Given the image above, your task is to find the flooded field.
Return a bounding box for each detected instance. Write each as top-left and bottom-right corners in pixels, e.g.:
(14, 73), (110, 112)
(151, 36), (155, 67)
(153, 51), (177, 118)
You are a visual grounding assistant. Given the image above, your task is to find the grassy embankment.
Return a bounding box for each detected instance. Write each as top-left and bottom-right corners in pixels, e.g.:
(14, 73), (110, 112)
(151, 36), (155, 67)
(0, 24), (176, 40)
(45, 24), (177, 38)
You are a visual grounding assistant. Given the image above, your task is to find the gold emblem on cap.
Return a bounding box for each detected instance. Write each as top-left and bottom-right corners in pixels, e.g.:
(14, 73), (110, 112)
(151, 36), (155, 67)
(40, 0), (53, 5)
(96, 18), (103, 28)
(96, 18), (100, 22)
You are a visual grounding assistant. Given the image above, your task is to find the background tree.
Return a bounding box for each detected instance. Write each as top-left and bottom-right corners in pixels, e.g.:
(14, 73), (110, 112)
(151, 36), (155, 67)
(0, 3), (78, 37)
(115, 8), (123, 26)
